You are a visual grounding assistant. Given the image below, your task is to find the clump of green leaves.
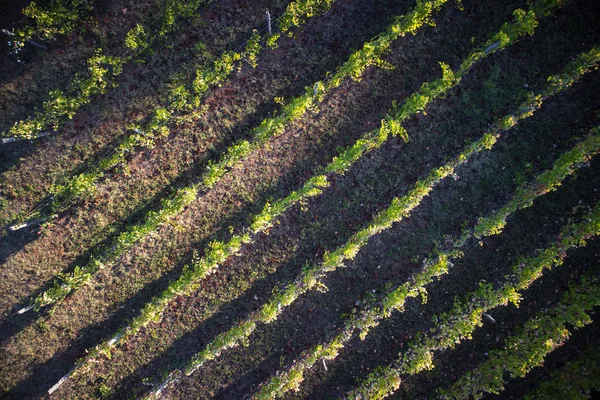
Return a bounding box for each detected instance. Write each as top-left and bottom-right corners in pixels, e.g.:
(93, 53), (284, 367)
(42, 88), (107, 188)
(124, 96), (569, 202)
(124, 24), (149, 51)
(5, 49), (125, 140)
(10, 0), (93, 52)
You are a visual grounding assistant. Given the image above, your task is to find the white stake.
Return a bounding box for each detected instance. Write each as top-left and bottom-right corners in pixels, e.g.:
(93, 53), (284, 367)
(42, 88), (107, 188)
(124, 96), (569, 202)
(17, 304), (34, 314)
(483, 312), (496, 323)
(2, 131), (52, 145)
(9, 214), (57, 232)
(484, 41), (500, 53)
(266, 10), (272, 35)
(48, 372), (70, 395)
(147, 370), (182, 399)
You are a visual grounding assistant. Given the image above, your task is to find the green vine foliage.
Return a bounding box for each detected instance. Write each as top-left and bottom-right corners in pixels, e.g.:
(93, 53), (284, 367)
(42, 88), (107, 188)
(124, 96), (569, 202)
(439, 275), (600, 399)
(35, 0), (342, 312)
(152, 0), (580, 390)
(34, 186), (198, 310)
(7, 49), (125, 140)
(40, 0), (344, 393)
(43, 0), (585, 395)
(251, 69), (600, 400)
(33, 0), (454, 229)
(68, 0), (463, 391)
(524, 344), (600, 400)
(349, 202), (600, 400)
(278, 0), (337, 37)
(10, 0), (93, 52)
(124, 24), (150, 52)
(2, 0), (214, 141)
(473, 127), (600, 238)
(31, 0), (454, 327)
(39, 0), (340, 222)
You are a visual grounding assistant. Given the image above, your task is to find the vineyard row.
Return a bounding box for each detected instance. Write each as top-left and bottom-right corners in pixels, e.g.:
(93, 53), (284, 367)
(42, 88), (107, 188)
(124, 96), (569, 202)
(149, 8), (588, 396)
(43, 0), (454, 394)
(348, 201), (600, 399)
(438, 275), (600, 399)
(23, 0), (343, 313)
(253, 125), (600, 399)
(22, 0), (340, 226)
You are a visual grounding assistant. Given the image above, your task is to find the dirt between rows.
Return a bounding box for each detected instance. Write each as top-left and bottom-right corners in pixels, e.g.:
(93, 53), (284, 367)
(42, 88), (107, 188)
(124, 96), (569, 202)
(1, 0), (600, 398)
(2, 0), (422, 396)
(0, 0), (290, 319)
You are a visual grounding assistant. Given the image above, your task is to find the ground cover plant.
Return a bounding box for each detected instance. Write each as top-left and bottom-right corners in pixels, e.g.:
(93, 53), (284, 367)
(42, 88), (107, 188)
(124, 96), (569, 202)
(1, 0), (600, 398)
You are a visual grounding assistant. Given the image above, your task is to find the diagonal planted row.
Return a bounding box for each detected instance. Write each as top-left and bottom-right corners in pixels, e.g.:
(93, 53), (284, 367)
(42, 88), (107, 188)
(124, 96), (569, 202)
(438, 274), (600, 400)
(252, 121), (600, 399)
(4, 2), (598, 399)
(40, 0), (456, 394)
(346, 200), (600, 399)
(1, 0), (214, 142)
(19, 0), (341, 227)
(524, 342), (600, 399)
(145, 6), (578, 396)
(17, 0), (342, 313)
(21, 0), (457, 315)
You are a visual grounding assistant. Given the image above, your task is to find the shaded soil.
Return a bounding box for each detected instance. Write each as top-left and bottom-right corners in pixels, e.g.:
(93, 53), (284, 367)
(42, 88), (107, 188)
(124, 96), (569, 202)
(0, 0), (599, 399)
